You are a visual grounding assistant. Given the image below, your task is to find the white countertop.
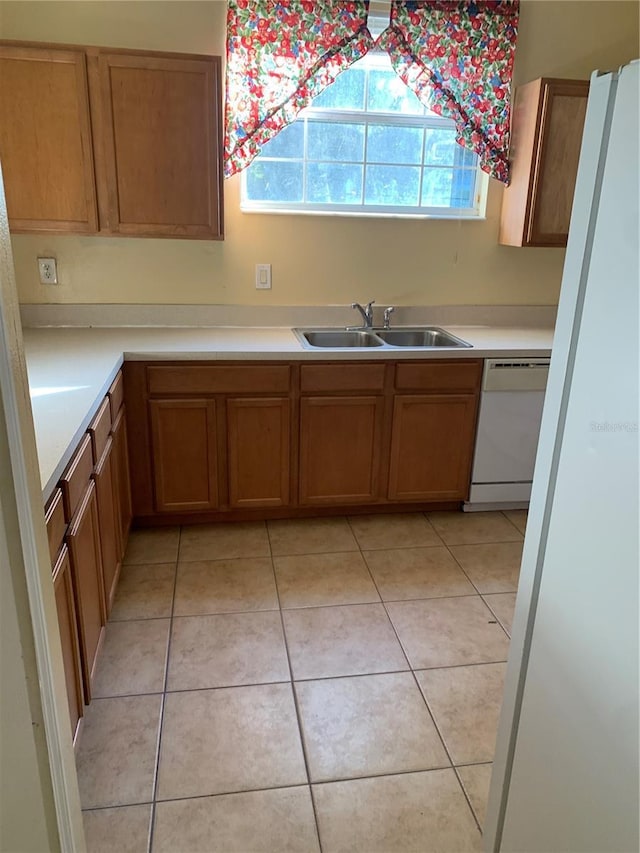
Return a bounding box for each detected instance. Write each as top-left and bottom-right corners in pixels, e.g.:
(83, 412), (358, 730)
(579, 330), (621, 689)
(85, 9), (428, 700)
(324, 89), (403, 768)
(23, 324), (554, 502)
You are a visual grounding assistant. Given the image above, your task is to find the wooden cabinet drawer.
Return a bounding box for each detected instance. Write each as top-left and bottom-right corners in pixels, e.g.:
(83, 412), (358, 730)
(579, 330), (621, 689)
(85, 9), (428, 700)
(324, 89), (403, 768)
(60, 434), (94, 522)
(147, 365), (291, 395)
(107, 371), (124, 421)
(395, 361), (482, 393)
(300, 364), (386, 393)
(45, 488), (66, 565)
(88, 397), (111, 464)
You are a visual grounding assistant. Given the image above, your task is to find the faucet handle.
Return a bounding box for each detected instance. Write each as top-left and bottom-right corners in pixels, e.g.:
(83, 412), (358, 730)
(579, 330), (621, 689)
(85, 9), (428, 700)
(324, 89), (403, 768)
(383, 306), (395, 329)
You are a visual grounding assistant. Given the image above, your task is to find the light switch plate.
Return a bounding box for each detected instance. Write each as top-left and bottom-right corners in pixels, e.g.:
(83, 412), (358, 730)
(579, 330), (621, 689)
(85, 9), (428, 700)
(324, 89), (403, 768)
(255, 263), (271, 289)
(38, 257), (58, 285)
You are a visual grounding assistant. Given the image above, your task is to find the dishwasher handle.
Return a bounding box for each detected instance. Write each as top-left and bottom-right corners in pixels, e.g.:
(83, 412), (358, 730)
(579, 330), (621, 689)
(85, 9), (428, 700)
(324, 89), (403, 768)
(483, 359), (550, 392)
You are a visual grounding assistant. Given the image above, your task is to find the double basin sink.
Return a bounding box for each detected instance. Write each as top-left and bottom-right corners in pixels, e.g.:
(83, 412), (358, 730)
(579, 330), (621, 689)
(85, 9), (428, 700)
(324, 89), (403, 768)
(294, 327), (472, 350)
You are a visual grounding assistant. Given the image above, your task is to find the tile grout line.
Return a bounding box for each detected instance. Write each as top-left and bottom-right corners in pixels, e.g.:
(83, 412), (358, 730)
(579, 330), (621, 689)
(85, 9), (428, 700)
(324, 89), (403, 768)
(480, 594), (513, 639)
(422, 509), (525, 547)
(110, 515), (520, 843)
(436, 537), (516, 642)
(89, 656), (511, 703)
(347, 516), (484, 836)
(266, 521), (324, 853)
(84, 760), (497, 814)
(146, 527), (181, 853)
(500, 508), (528, 537)
(424, 512), (521, 829)
(107, 586), (514, 624)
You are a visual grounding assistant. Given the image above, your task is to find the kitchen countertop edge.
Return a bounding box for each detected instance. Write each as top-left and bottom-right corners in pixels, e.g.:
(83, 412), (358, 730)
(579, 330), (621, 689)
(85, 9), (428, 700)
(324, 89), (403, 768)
(24, 325), (553, 503)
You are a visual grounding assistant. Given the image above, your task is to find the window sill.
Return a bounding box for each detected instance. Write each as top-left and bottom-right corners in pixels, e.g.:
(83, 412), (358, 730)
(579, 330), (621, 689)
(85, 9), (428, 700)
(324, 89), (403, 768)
(240, 207), (487, 221)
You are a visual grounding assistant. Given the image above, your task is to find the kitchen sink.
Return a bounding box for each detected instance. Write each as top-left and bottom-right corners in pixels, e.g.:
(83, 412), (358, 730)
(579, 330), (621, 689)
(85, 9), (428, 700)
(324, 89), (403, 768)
(375, 328), (472, 348)
(296, 330), (384, 348)
(294, 327), (471, 350)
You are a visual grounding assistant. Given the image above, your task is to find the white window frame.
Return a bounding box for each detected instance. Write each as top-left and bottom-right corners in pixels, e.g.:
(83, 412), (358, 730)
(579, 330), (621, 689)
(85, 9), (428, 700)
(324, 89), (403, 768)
(241, 52), (489, 220)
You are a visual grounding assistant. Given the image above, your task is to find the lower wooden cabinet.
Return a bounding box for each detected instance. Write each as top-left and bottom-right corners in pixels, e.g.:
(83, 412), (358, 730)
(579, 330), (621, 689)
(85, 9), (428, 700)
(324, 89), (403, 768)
(66, 480), (106, 703)
(227, 397), (290, 508)
(52, 545), (84, 743)
(299, 395), (385, 505)
(149, 398), (218, 512)
(125, 359), (482, 520)
(47, 372), (132, 737)
(388, 394), (479, 501)
(112, 405), (133, 551)
(93, 437), (121, 616)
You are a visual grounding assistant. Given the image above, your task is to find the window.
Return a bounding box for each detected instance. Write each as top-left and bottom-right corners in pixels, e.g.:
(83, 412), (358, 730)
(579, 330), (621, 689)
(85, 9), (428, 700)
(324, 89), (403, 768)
(241, 52), (488, 218)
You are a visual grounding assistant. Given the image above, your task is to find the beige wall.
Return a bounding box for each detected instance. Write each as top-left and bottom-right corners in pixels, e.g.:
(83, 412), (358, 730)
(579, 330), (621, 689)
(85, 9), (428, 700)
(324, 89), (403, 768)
(2, 0), (638, 307)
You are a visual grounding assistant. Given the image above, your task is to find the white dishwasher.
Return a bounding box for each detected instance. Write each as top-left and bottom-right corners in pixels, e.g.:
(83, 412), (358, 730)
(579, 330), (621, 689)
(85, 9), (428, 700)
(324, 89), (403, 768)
(464, 358), (550, 511)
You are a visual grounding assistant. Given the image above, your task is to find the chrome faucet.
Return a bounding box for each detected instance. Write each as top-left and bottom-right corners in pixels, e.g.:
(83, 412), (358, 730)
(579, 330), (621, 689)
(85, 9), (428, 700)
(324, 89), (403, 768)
(348, 300), (375, 330)
(383, 306), (395, 329)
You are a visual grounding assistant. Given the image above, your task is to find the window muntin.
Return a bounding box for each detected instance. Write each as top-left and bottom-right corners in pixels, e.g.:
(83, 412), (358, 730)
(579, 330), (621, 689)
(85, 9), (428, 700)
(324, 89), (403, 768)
(241, 53), (487, 218)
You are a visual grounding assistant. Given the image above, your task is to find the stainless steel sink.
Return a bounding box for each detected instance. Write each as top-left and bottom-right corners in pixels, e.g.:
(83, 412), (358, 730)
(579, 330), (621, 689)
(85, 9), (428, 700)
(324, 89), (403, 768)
(297, 330), (383, 348)
(375, 327), (472, 348)
(294, 326), (472, 350)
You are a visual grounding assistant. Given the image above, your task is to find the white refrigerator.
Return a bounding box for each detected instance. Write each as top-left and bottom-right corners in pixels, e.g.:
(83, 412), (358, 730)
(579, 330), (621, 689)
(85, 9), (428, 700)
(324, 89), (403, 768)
(485, 61), (639, 851)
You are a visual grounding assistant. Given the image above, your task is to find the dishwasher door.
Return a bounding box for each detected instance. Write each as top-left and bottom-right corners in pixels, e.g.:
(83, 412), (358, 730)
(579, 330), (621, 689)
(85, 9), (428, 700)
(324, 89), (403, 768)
(467, 359), (550, 508)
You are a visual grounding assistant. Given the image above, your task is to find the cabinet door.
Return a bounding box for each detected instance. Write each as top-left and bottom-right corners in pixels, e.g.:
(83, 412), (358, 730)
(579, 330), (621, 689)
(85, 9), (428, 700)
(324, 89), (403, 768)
(388, 395), (478, 501)
(227, 398), (290, 508)
(299, 396), (384, 505)
(53, 545), (84, 743)
(150, 399), (218, 512)
(528, 81), (589, 245)
(499, 77), (589, 247)
(93, 437), (121, 616)
(66, 481), (106, 703)
(0, 45), (97, 233)
(112, 406), (132, 557)
(97, 52), (223, 238)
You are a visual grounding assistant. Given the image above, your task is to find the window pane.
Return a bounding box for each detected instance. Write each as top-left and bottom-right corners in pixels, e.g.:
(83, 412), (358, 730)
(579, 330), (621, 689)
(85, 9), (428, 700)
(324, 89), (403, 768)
(307, 121), (365, 162)
(245, 161), (303, 203)
(424, 129), (476, 167)
(450, 169), (477, 208)
(367, 125), (423, 165)
(311, 68), (366, 110)
(367, 69), (425, 114)
(260, 122), (304, 159)
(421, 168), (475, 208)
(365, 165), (420, 206)
(307, 163), (363, 204)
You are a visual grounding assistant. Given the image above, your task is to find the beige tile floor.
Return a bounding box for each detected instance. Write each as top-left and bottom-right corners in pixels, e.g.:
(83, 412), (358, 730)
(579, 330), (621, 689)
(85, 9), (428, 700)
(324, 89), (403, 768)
(79, 509), (525, 853)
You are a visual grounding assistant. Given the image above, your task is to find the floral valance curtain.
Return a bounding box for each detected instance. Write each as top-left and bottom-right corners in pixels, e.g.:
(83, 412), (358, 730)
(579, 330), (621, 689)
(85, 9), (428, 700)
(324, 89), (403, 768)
(224, 0), (374, 177)
(378, 1), (519, 183)
(224, 0), (519, 184)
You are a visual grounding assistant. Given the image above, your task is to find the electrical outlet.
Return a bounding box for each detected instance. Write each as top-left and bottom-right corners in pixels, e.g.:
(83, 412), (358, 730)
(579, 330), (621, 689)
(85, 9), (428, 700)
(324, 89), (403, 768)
(38, 257), (58, 285)
(255, 263), (272, 290)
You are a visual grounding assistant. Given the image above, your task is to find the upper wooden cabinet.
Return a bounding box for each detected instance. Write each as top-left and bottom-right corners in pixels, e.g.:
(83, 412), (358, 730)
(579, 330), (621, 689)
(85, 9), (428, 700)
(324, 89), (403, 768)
(500, 78), (589, 247)
(0, 45), (98, 233)
(0, 41), (224, 239)
(93, 52), (223, 238)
